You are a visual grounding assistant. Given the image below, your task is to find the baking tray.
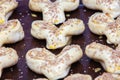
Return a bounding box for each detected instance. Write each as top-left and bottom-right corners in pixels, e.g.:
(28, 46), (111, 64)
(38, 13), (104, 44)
(1, 0), (113, 79)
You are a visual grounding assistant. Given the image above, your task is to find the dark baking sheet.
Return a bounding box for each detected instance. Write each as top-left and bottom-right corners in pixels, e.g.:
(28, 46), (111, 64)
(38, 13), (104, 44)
(1, 0), (114, 79)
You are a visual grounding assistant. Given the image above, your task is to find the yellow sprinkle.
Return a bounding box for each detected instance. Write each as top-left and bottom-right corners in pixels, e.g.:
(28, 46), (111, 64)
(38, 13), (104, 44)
(49, 45), (56, 49)
(93, 20), (99, 24)
(94, 68), (101, 72)
(56, 31), (62, 36)
(116, 66), (120, 70)
(54, 20), (59, 24)
(0, 19), (4, 24)
(107, 67), (114, 72)
(59, 31), (62, 34)
(66, 14), (70, 17)
(31, 13), (37, 17)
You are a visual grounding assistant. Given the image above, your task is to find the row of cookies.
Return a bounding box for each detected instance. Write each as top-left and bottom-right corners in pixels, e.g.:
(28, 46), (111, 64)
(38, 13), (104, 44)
(30, 0), (85, 49)
(28, 0), (120, 80)
(28, 0), (86, 80)
(0, 0), (85, 79)
(29, 0), (120, 49)
(34, 73), (120, 80)
(27, 42), (120, 80)
(83, 0), (120, 80)
(0, 0), (24, 78)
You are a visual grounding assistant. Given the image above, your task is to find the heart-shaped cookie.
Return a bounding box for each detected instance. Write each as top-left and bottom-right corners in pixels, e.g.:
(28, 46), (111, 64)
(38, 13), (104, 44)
(31, 18), (85, 49)
(29, 0), (80, 24)
(26, 45), (83, 80)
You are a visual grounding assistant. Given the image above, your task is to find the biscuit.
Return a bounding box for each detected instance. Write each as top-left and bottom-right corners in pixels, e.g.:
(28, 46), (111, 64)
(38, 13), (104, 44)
(0, 20), (24, 46)
(33, 78), (48, 80)
(82, 0), (120, 18)
(64, 73), (92, 80)
(0, 47), (18, 77)
(26, 45), (83, 80)
(31, 18), (85, 49)
(0, 0), (18, 24)
(85, 42), (120, 73)
(29, 0), (80, 24)
(0, 0), (24, 46)
(88, 12), (120, 44)
(95, 73), (120, 80)
(88, 12), (114, 35)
